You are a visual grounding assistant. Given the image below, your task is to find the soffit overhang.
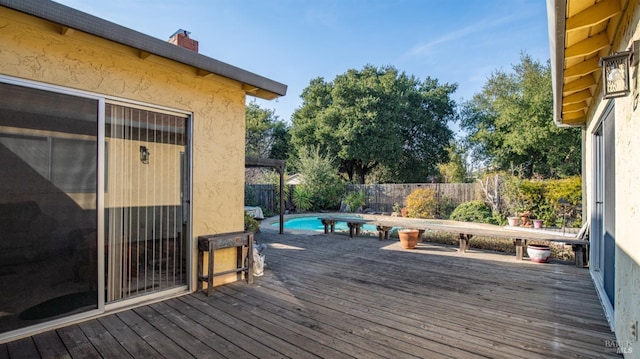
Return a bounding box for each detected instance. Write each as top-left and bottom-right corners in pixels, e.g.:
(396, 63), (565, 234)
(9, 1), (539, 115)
(547, 0), (628, 127)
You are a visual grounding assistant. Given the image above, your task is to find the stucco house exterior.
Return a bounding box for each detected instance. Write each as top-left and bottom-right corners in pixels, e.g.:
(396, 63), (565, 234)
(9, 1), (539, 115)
(548, 0), (639, 355)
(0, 0), (285, 342)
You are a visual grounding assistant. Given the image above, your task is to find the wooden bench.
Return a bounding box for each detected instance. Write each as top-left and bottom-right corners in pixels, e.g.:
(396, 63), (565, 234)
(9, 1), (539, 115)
(452, 234), (589, 267)
(319, 216), (368, 238)
(369, 220), (428, 243)
(318, 215), (590, 268)
(197, 231), (253, 296)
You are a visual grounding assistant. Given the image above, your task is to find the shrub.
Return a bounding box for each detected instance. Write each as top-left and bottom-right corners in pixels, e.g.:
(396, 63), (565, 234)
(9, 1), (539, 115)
(244, 213), (260, 233)
(405, 188), (438, 219)
(293, 186), (313, 212)
(344, 191), (366, 212)
(480, 172), (583, 228)
(295, 146), (344, 210)
(438, 195), (458, 219)
(543, 176), (582, 227)
(450, 201), (496, 224)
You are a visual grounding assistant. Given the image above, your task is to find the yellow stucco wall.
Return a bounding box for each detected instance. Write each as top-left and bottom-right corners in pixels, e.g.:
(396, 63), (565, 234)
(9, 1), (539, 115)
(582, 3), (640, 353)
(0, 7), (247, 290)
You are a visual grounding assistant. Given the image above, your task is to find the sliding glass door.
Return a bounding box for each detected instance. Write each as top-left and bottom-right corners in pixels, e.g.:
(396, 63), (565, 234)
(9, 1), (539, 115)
(591, 103), (615, 322)
(104, 103), (188, 303)
(0, 82), (98, 333)
(0, 79), (191, 336)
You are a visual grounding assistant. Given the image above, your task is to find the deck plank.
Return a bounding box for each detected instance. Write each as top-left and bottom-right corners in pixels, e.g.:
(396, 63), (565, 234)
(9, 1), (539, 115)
(200, 295), (349, 359)
(214, 285), (390, 359)
(185, 294), (319, 359)
(78, 319), (133, 358)
(135, 305), (222, 358)
(116, 309), (193, 358)
(261, 248), (604, 357)
(171, 295), (283, 358)
(0, 344), (8, 359)
(149, 300), (255, 359)
(0, 229), (621, 358)
(247, 268), (525, 358)
(97, 314), (162, 359)
(263, 236), (612, 345)
(31, 331), (71, 359)
(5, 338), (38, 359)
(56, 325), (101, 358)
(208, 287), (373, 359)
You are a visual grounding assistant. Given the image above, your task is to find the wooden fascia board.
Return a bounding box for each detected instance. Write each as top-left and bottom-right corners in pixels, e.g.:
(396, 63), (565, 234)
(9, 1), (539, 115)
(565, 57), (600, 78)
(563, 75), (596, 94)
(548, 0), (568, 126)
(565, 33), (610, 59)
(566, 0), (621, 32)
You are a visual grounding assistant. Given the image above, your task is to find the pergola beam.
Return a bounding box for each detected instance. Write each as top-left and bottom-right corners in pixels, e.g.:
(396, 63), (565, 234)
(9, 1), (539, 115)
(245, 157), (285, 234)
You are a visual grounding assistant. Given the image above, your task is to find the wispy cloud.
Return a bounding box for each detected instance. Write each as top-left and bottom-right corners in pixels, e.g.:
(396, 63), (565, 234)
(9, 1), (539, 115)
(407, 14), (520, 57)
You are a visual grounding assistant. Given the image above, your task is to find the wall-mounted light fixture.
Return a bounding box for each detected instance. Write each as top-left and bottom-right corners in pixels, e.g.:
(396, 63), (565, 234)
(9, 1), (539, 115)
(140, 145), (150, 164)
(600, 41), (639, 99)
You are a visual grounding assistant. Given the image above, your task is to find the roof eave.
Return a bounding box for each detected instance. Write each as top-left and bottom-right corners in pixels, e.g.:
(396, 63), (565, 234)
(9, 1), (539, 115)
(547, 0), (575, 128)
(0, 0), (287, 100)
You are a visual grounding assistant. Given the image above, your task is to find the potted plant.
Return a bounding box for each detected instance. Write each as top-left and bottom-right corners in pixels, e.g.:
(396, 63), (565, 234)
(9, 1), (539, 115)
(398, 228), (419, 249)
(244, 213), (260, 233)
(527, 243), (551, 263)
(519, 210), (532, 227)
(532, 219), (544, 229)
(507, 216), (520, 226)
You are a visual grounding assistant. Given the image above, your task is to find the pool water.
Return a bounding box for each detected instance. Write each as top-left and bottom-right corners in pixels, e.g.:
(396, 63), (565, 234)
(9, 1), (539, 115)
(272, 216), (381, 232)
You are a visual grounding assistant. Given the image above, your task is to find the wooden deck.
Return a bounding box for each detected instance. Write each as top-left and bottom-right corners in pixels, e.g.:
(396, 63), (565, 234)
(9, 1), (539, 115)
(1, 229), (620, 358)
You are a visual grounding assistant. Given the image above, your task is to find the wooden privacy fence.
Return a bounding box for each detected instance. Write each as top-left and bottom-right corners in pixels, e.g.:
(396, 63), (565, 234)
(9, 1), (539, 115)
(346, 183), (478, 213)
(246, 183), (478, 214)
(245, 184), (276, 213)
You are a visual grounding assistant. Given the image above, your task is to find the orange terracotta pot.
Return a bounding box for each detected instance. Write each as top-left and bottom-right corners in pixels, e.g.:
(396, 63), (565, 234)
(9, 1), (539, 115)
(398, 229), (419, 249)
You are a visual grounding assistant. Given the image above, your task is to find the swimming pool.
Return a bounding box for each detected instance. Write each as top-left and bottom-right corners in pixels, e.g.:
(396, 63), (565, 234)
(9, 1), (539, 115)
(271, 216), (382, 232)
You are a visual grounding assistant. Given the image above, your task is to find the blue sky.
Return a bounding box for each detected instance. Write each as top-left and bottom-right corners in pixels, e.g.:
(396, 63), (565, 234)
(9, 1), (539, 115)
(55, 0), (550, 129)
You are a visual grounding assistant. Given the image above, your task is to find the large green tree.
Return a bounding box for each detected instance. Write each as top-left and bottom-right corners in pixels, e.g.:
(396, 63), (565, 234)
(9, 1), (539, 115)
(438, 142), (470, 183)
(290, 65), (456, 183)
(245, 101), (290, 161)
(459, 53), (581, 178)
